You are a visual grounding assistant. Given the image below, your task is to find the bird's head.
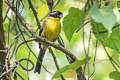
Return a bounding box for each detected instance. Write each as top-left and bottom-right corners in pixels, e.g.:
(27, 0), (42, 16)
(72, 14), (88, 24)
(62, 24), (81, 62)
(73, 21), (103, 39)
(49, 11), (63, 19)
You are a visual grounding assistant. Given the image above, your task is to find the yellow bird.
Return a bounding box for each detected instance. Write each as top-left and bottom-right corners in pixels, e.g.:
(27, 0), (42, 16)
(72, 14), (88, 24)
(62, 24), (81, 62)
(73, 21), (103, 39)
(34, 11), (63, 74)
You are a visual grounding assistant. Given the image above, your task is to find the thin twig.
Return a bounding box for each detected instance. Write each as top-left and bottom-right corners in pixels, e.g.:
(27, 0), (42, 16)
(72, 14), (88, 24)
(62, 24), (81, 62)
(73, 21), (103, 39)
(5, 0), (34, 34)
(76, 0), (89, 32)
(9, 32), (21, 50)
(5, 1), (86, 79)
(3, 8), (10, 22)
(89, 40), (98, 77)
(12, 38), (53, 75)
(102, 42), (118, 71)
(36, 37), (77, 61)
(103, 43), (118, 71)
(0, 66), (17, 79)
(35, 0), (61, 32)
(15, 7), (53, 74)
(0, 50), (7, 53)
(76, 19), (91, 32)
(94, 22), (119, 71)
(15, 72), (24, 80)
(16, 58), (34, 71)
(87, 31), (91, 79)
(49, 48), (65, 80)
(27, 51), (31, 80)
(53, 0), (60, 8)
(81, 1), (90, 80)
(27, 0), (41, 29)
(93, 24), (120, 34)
(10, 33), (20, 59)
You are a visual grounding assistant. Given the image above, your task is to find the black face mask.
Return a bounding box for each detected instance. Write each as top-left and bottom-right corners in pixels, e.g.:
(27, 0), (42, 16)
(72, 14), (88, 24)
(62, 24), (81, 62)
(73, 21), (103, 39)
(49, 11), (63, 18)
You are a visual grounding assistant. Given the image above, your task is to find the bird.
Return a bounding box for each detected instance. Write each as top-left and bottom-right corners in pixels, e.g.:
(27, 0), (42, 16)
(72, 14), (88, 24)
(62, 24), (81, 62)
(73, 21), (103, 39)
(34, 11), (63, 74)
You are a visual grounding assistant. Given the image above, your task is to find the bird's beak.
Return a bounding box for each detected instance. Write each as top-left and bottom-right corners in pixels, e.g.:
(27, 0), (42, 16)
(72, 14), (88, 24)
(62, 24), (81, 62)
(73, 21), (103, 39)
(59, 13), (63, 18)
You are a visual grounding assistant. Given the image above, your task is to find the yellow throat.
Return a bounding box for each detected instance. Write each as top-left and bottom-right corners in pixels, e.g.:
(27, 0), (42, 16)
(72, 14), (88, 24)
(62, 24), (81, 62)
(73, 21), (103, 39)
(44, 17), (61, 41)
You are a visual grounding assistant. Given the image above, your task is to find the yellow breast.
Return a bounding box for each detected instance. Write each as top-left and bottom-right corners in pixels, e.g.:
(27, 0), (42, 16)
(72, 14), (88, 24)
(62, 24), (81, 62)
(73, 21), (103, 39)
(44, 17), (61, 41)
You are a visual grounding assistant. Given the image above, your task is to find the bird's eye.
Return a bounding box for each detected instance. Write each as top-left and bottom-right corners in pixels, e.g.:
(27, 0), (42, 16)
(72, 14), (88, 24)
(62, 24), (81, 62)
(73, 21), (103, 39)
(49, 11), (63, 18)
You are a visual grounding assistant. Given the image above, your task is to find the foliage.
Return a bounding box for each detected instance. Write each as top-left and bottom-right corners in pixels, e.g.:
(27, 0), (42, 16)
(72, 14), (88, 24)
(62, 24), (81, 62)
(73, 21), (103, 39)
(1, 0), (120, 80)
(89, 6), (116, 33)
(109, 71), (120, 80)
(63, 7), (82, 41)
(52, 57), (90, 79)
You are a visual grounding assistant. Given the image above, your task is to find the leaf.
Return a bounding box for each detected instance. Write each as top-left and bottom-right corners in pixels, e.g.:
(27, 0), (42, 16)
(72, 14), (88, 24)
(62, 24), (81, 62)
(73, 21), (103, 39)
(89, 6), (116, 33)
(63, 7), (82, 41)
(52, 57), (91, 79)
(107, 0), (117, 9)
(91, 21), (120, 52)
(109, 71), (120, 80)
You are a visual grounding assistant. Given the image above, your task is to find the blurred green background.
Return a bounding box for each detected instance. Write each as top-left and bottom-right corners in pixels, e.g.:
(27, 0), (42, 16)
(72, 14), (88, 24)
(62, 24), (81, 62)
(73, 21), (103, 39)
(3, 0), (120, 80)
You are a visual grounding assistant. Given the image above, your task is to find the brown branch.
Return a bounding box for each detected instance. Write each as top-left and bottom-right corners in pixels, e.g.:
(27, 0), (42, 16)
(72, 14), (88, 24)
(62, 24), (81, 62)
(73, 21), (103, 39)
(0, 0), (9, 80)
(5, 0), (77, 63)
(46, 0), (54, 12)
(49, 48), (65, 80)
(94, 22), (119, 72)
(76, 0), (89, 32)
(0, 0), (6, 63)
(0, 50), (7, 53)
(12, 38), (53, 75)
(16, 58), (34, 71)
(27, 0), (41, 29)
(36, 37), (77, 61)
(36, 36), (85, 80)
(5, 0), (34, 35)
(5, 0), (86, 79)
(49, 48), (60, 70)
(0, 66), (17, 79)
(12, 37), (77, 65)
(5, 0), (77, 62)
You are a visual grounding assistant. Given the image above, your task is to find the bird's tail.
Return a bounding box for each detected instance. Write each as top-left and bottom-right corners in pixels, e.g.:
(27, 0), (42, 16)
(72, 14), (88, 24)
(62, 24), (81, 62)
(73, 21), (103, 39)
(34, 47), (47, 74)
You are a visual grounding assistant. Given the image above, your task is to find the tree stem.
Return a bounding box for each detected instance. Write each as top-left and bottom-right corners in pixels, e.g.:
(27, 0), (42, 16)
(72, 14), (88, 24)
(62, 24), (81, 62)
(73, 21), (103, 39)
(0, 0), (8, 80)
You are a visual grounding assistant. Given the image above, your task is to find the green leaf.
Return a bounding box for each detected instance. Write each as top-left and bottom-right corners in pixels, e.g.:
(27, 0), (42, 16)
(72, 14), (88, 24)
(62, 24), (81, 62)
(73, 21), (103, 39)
(109, 71), (120, 80)
(52, 57), (91, 79)
(92, 21), (120, 52)
(107, 0), (117, 9)
(89, 6), (116, 32)
(63, 7), (82, 41)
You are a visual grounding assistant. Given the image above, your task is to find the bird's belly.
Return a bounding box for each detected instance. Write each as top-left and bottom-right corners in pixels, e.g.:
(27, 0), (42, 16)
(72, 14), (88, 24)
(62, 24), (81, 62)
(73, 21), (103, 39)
(44, 24), (61, 41)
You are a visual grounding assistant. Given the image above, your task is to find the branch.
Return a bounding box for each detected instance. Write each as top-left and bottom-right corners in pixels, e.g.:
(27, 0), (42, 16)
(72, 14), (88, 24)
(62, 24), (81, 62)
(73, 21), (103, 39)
(12, 38), (53, 75)
(12, 37), (77, 64)
(0, 0), (9, 80)
(49, 48), (65, 80)
(0, 66), (17, 79)
(36, 36), (77, 61)
(27, 0), (41, 29)
(76, 0), (89, 32)
(5, 0), (86, 79)
(5, 0), (77, 62)
(92, 24), (120, 34)
(94, 21), (120, 71)
(0, 50), (7, 53)
(5, 0), (34, 35)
